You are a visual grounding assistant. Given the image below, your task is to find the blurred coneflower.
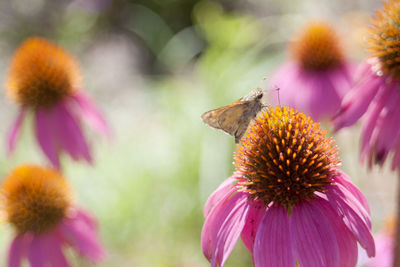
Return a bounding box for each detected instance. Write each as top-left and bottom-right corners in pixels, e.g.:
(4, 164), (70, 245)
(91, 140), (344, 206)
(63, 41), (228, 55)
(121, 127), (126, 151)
(6, 37), (109, 169)
(201, 106), (374, 267)
(368, 216), (395, 267)
(1, 165), (104, 266)
(270, 21), (353, 121)
(333, 0), (400, 171)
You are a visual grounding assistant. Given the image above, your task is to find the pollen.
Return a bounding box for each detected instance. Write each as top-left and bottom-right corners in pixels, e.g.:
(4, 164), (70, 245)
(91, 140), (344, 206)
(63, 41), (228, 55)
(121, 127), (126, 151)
(368, 0), (400, 79)
(6, 37), (81, 108)
(291, 22), (344, 71)
(234, 106), (341, 210)
(1, 165), (72, 234)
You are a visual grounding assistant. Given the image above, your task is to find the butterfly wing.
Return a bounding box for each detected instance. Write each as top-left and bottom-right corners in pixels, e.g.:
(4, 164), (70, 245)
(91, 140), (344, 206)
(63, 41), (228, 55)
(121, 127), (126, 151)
(217, 102), (251, 141)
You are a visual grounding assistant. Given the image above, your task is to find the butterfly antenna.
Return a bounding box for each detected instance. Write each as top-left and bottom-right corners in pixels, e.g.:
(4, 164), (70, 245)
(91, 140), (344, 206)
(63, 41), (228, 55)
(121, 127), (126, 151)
(274, 85), (281, 107)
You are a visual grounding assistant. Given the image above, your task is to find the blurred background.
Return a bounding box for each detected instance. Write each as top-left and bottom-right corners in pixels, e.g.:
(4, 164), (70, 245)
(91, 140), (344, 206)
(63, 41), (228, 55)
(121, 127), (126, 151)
(0, 0), (390, 266)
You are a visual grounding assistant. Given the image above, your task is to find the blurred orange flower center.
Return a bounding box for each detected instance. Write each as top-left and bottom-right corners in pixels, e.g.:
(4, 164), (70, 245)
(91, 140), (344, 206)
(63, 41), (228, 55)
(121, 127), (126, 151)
(6, 37), (81, 108)
(1, 165), (71, 234)
(234, 106), (341, 210)
(291, 22), (344, 71)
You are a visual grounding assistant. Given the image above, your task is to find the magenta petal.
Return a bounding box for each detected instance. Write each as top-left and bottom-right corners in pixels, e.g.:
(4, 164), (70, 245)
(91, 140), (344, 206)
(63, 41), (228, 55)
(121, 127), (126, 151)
(204, 177), (236, 218)
(53, 102), (92, 164)
(241, 201), (265, 254)
(333, 71), (381, 130)
(71, 93), (110, 137)
(43, 234), (69, 267)
(326, 183), (375, 257)
(8, 235), (27, 267)
(27, 235), (47, 267)
(373, 87), (400, 163)
(314, 197), (358, 267)
(368, 233), (393, 267)
(333, 171), (370, 214)
(253, 205), (295, 267)
(7, 108), (26, 155)
(201, 192), (250, 267)
(35, 108), (60, 168)
(290, 201), (340, 267)
(60, 209), (105, 262)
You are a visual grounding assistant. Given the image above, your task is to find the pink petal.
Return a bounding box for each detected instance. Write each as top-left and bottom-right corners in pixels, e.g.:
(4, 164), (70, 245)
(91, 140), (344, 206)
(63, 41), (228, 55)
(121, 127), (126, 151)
(326, 183), (375, 257)
(240, 201), (265, 254)
(70, 92), (110, 137)
(333, 170), (371, 214)
(360, 84), (394, 166)
(53, 102), (92, 164)
(7, 108), (26, 155)
(333, 69), (382, 130)
(314, 197), (358, 267)
(201, 192), (250, 267)
(290, 201), (340, 267)
(27, 235), (47, 267)
(253, 205), (295, 267)
(391, 138), (400, 171)
(43, 234), (69, 267)
(8, 235), (28, 267)
(35, 108), (60, 168)
(372, 86), (400, 164)
(204, 177), (236, 218)
(59, 209), (105, 262)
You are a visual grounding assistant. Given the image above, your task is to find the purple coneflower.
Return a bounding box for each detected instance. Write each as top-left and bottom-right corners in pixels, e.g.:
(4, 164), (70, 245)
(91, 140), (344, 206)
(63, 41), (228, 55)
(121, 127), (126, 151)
(270, 21), (353, 121)
(368, 216), (395, 267)
(202, 106), (375, 267)
(2, 165), (104, 267)
(333, 0), (400, 171)
(6, 37), (109, 169)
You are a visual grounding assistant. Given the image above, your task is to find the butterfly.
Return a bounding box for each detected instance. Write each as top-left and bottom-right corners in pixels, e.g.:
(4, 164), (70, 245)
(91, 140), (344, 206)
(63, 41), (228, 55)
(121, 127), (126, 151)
(201, 88), (266, 143)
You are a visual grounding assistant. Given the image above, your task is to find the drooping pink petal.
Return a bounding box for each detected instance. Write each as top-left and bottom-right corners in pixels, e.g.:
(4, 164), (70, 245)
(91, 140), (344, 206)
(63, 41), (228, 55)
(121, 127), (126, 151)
(35, 108), (60, 168)
(204, 177), (236, 218)
(360, 83), (394, 167)
(59, 209), (105, 262)
(290, 201), (340, 267)
(7, 108), (26, 155)
(241, 201), (265, 254)
(201, 192), (250, 267)
(70, 92), (110, 137)
(391, 138), (400, 171)
(53, 102), (92, 164)
(27, 235), (47, 267)
(372, 86), (400, 164)
(327, 63), (354, 97)
(333, 68), (382, 130)
(253, 205), (295, 267)
(333, 170), (370, 214)
(326, 183), (375, 257)
(43, 234), (69, 267)
(8, 235), (29, 267)
(314, 197), (358, 267)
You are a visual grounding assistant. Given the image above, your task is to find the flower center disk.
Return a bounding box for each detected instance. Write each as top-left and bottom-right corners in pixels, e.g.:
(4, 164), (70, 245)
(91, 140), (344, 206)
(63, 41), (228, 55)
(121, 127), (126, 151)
(368, 0), (400, 79)
(6, 37), (81, 108)
(292, 22), (344, 71)
(234, 106), (340, 210)
(1, 165), (71, 234)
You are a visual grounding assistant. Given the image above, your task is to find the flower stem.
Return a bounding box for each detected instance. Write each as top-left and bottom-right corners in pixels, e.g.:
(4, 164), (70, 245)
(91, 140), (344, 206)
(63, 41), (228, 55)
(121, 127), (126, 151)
(394, 172), (400, 267)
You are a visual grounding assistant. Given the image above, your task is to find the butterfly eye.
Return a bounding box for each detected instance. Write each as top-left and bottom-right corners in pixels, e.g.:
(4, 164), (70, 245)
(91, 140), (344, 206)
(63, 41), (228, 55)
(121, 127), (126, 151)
(257, 93), (263, 99)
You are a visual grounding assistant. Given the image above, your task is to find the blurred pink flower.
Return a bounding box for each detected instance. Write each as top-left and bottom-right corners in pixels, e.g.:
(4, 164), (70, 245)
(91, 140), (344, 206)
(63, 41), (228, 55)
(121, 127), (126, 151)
(2, 165), (105, 267)
(6, 37), (109, 169)
(9, 208), (105, 267)
(368, 232), (393, 267)
(202, 107), (375, 267)
(270, 21), (353, 121)
(333, 0), (400, 170)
